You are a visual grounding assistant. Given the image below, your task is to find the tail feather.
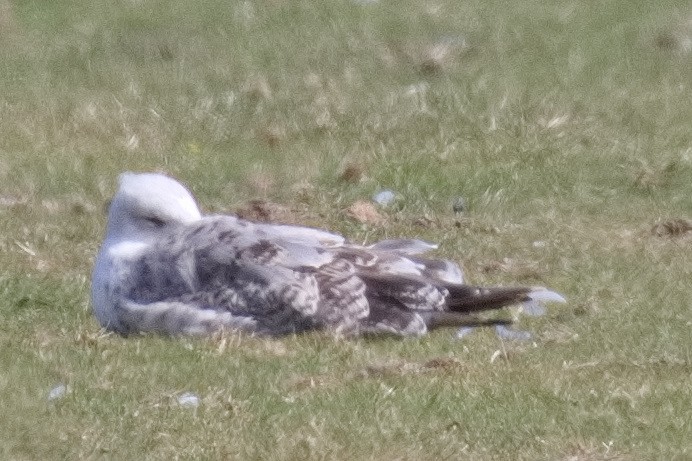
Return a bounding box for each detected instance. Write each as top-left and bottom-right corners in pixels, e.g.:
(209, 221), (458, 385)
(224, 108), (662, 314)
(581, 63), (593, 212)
(419, 311), (512, 330)
(446, 285), (533, 313)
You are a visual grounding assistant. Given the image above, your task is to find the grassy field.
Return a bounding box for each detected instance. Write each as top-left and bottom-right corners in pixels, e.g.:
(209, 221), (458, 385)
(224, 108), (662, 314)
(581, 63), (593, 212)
(1, 0), (691, 459)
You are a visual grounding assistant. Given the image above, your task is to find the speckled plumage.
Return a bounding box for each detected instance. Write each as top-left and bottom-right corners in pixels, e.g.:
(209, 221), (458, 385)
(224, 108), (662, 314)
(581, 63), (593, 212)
(92, 172), (564, 337)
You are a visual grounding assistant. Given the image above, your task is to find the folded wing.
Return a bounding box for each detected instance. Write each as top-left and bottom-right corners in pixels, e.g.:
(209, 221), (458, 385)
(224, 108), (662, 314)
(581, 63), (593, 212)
(116, 216), (561, 337)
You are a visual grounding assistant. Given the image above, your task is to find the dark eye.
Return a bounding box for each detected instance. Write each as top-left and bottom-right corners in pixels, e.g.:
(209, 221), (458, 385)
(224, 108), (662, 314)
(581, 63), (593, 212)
(145, 216), (167, 228)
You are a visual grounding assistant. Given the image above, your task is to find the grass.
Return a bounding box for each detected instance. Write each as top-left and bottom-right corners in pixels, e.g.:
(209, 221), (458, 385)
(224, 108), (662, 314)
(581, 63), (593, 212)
(1, 0), (691, 459)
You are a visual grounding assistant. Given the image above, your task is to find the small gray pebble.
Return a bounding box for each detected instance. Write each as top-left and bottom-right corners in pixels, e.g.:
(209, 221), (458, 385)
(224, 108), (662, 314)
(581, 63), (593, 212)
(495, 325), (532, 341)
(373, 190), (396, 206)
(48, 384), (68, 401)
(177, 392), (200, 408)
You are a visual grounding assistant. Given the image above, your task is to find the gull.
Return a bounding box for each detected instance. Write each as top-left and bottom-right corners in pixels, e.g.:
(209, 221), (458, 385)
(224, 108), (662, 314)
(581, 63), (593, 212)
(92, 172), (565, 337)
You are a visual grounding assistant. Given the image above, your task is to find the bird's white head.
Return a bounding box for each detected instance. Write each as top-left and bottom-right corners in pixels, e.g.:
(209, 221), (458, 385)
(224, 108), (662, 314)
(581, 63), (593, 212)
(105, 172), (202, 243)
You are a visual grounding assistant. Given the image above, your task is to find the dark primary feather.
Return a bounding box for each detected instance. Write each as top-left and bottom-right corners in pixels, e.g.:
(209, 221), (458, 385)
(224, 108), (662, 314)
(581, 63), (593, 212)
(117, 214), (543, 336)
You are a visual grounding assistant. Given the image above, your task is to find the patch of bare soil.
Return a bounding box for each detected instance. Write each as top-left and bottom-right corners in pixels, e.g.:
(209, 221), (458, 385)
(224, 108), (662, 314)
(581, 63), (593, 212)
(347, 200), (386, 225)
(651, 218), (692, 237)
